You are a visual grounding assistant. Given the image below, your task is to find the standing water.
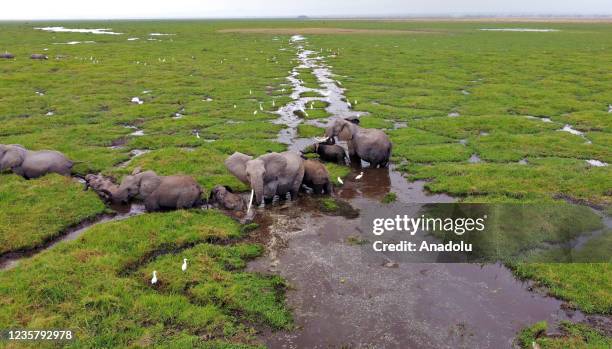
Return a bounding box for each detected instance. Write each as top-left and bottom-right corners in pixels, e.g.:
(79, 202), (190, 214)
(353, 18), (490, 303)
(249, 36), (606, 348)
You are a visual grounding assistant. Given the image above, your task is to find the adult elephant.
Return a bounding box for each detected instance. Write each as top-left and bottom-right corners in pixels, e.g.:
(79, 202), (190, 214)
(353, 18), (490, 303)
(100, 168), (203, 212)
(0, 144), (73, 179)
(325, 118), (392, 168)
(225, 151), (304, 206)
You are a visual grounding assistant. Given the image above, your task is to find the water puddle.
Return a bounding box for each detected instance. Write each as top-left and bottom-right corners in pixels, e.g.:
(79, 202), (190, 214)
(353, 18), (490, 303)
(248, 35), (608, 348)
(53, 41), (96, 45)
(272, 35), (363, 147)
(586, 159), (608, 167)
(0, 204), (145, 271)
(35, 27), (122, 35)
(117, 149), (150, 168)
(468, 154), (483, 163)
(480, 28), (560, 32)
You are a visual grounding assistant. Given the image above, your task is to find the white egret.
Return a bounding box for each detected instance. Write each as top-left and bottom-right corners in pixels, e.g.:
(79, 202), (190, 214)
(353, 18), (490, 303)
(196, 131), (200, 139)
(234, 104), (237, 109)
(253, 110), (258, 115)
(355, 172), (364, 180)
(259, 103), (263, 111)
(181, 259), (188, 272)
(337, 177), (344, 185)
(151, 271), (158, 285)
(249, 89), (252, 95)
(272, 100), (276, 107)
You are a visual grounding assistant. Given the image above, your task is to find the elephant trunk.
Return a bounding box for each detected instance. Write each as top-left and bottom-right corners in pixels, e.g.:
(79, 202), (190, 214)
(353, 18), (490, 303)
(250, 175), (264, 206)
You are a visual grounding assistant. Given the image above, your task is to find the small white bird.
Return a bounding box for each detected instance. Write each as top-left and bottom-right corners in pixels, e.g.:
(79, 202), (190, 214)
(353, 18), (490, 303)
(337, 177), (344, 185)
(182, 259), (188, 272)
(347, 101), (352, 108)
(195, 131), (200, 139)
(233, 104), (237, 109)
(355, 172), (364, 180)
(253, 110), (258, 115)
(310, 102), (314, 110)
(259, 103), (263, 111)
(249, 89), (252, 95)
(151, 271), (158, 285)
(272, 100), (276, 107)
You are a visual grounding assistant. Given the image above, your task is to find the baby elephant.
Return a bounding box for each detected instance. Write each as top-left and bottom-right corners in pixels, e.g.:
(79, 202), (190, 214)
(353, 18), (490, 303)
(302, 159), (333, 195)
(302, 139), (347, 164)
(0, 144), (73, 179)
(208, 185), (245, 211)
(84, 174), (120, 202)
(99, 168), (204, 212)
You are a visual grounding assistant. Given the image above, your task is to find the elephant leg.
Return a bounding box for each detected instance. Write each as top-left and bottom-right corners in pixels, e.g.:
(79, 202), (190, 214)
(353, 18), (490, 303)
(290, 168), (305, 201)
(144, 195), (160, 212)
(324, 182), (333, 195)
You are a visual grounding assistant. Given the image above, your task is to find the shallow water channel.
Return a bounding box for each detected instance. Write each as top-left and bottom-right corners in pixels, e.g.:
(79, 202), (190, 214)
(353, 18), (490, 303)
(248, 36), (609, 348)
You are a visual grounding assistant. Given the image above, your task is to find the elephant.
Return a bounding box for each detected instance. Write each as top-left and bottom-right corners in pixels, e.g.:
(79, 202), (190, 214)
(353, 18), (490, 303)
(325, 118), (392, 168)
(301, 139), (347, 164)
(0, 144), (73, 179)
(0, 53), (14, 59)
(302, 159), (333, 195)
(225, 151), (304, 206)
(30, 54), (48, 60)
(98, 168), (204, 212)
(84, 174), (121, 202)
(208, 185), (245, 211)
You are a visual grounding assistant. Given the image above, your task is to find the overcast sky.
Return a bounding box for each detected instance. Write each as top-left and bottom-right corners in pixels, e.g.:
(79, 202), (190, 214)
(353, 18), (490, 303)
(2, 0), (611, 20)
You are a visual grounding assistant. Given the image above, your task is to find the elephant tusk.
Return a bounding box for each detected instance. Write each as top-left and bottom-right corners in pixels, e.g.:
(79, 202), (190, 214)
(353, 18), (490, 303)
(247, 189), (254, 214)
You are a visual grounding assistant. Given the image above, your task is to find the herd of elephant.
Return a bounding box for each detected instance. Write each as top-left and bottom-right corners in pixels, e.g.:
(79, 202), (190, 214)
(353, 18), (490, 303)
(0, 118), (392, 213)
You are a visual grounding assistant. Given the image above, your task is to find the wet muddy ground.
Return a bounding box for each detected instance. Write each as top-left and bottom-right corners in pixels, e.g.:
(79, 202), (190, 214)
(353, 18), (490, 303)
(0, 203), (145, 271)
(247, 35), (610, 348)
(247, 166), (605, 348)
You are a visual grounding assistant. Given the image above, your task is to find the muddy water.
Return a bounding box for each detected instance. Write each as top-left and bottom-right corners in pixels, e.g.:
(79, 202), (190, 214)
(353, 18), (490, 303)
(0, 204), (145, 271)
(249, 36), (606, 348)
(273, 35), (363, 149)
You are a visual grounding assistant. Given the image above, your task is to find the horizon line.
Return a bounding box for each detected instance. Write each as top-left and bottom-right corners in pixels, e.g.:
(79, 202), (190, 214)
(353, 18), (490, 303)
(2, 14), (612, 21)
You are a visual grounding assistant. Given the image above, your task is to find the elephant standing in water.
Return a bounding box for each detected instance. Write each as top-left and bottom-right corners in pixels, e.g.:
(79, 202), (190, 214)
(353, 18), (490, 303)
(92, 168), (203, 212)
(0, 144), (73, 179)
(208, 185), (245, 211)
(302, 159), (333, 195)
(301, 139), (347, 164)
(225, 151), (304, 206)
(325, 118), (392, 168)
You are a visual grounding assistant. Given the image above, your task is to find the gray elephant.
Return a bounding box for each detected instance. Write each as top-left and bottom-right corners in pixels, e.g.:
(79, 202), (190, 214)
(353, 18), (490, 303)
(30, 54), (48, 60)
(301, 139), (347, 164)
(225, 151), (304, 206)
(0, 53), (14, 59)
(208, 185), (245, 211)
(302, 159), (333, 195)
(0, 144), (73, 179)
(325, 118), (392, 168)
(99, 168), (203, 212)
(84, 173), (121, 202)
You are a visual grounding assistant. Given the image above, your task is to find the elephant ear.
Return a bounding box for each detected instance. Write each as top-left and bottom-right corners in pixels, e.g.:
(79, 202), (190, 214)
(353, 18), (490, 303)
(260, 153), (287, 176)
(1, 147), (26, 170)
(225, 152), (253, 183)
(338, 121), (353, 141)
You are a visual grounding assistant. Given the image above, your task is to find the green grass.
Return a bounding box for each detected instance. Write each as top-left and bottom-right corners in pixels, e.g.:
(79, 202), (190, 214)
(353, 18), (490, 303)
(296, 124), (324, 138)
(0, 174), (106, 255)
(0, 210), (291, 348)
(517, 321), (612, 349)
(1, 19), (611, 346)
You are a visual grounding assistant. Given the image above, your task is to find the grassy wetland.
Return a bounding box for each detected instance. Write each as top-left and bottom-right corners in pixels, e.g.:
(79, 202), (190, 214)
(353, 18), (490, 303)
(0, 19), (611, 348)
